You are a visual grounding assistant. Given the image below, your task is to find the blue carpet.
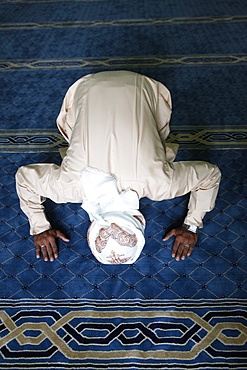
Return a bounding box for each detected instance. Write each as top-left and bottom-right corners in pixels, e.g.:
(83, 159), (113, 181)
(0, 0), (247, 368)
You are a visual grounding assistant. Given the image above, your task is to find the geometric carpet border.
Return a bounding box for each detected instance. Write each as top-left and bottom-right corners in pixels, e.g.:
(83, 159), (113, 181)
(0, 299), (246, 369)
(1, 126), (247, 152)
(2, 15), (247, 30)
(1, 55), (247, 71)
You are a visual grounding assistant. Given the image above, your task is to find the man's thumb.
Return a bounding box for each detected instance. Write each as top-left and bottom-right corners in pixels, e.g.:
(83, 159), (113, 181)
(56, 230), (70, 242)
(163, 229), (175, 241)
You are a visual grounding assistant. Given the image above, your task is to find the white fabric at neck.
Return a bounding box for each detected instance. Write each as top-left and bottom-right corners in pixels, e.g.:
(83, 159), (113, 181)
(80, 167), (145, 226)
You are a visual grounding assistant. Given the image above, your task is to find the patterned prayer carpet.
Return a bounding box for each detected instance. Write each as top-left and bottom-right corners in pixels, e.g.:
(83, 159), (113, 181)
(0, 0), (247, 368)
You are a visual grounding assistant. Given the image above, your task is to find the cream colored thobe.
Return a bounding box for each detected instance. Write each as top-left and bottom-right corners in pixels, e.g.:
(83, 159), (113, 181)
(16, 71), (221, 235)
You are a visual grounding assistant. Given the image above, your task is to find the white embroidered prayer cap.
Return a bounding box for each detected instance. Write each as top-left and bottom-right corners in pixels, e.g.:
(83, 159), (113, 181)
(87, 211), (145, 264)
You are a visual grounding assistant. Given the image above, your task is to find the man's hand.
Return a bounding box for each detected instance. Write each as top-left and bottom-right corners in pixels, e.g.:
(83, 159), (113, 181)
(163, 227), (198, 261)
(34, 229), (70, 262)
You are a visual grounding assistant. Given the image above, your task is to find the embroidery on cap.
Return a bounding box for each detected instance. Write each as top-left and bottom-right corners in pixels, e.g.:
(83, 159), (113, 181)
(95, 223), (137, 253)
(107, 250), (132, 264)
(95, 228), (111, 252)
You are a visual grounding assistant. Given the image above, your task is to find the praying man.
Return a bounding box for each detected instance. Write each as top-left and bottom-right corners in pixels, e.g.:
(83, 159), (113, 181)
(16, 70), (221, 264)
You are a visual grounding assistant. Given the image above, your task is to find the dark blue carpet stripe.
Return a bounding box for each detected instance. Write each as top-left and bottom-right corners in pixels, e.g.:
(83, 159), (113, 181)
(1, 23), (246, 59)
(0, 0), (246, 21)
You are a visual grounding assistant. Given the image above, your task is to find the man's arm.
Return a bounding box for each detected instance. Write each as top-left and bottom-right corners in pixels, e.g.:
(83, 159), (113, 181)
(16, 163), (69, 261)
(162, 161), (221, 261)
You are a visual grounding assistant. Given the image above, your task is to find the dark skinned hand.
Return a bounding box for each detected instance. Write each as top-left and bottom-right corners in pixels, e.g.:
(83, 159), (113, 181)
(163, 226), (198, 261)
(34, 229), (69, 262)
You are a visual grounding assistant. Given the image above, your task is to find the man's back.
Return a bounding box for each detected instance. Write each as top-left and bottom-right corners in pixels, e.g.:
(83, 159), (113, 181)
(57, 70), (172, 199)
